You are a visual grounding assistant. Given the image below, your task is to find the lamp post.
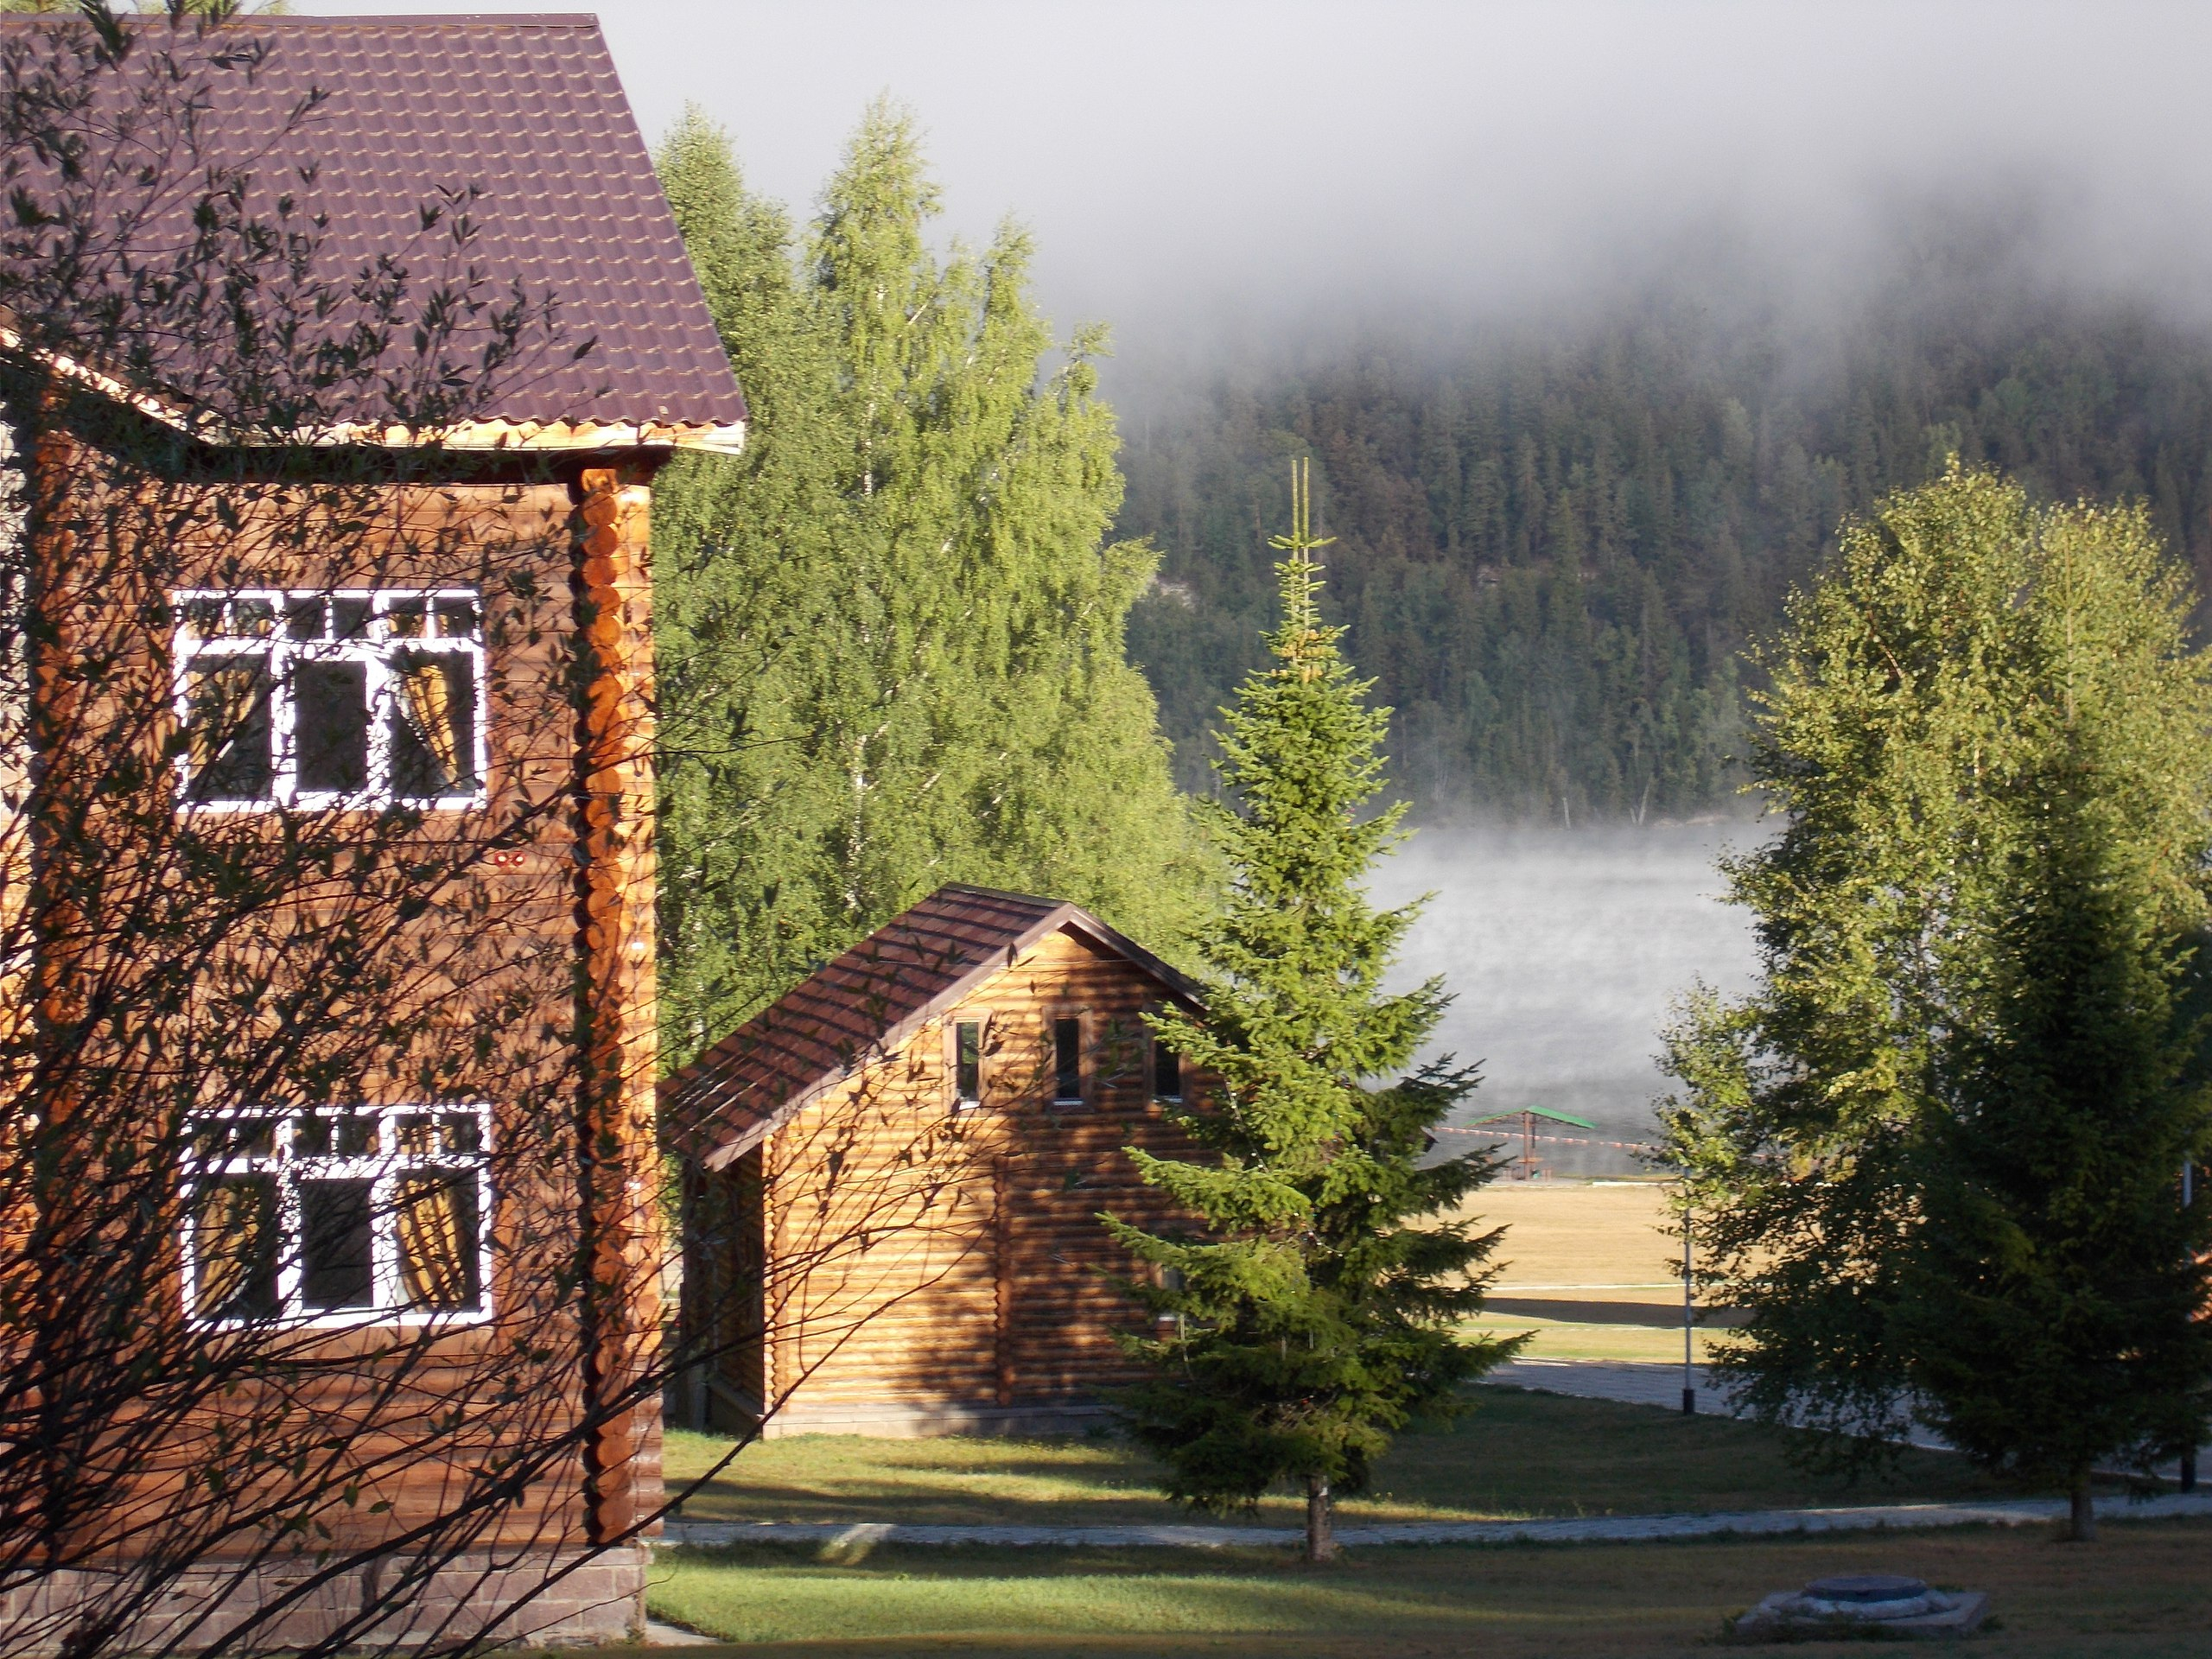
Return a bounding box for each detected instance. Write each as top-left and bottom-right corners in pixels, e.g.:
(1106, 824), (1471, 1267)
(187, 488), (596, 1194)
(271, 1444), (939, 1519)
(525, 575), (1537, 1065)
(1681, 1200), (1696, 1415)
(2185, 1160), (2198, 1494)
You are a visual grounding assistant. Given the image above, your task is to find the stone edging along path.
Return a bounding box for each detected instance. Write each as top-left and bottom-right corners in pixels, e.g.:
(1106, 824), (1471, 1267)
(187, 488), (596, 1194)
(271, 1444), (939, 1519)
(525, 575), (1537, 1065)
(661, 1491), (2212, 1552)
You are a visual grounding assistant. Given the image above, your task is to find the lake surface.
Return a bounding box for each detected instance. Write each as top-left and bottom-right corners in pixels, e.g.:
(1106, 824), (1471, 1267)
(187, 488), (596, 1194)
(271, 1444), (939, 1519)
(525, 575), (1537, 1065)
(1365, 822), (1764, 1176)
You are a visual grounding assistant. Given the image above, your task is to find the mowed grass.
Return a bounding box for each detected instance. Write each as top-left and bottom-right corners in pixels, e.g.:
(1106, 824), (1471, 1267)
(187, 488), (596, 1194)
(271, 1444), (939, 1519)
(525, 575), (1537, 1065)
(1467, 1179), (1683, 1295)
(664, 1387), (2026, 1529)
(640, 1516), (2212, 1657)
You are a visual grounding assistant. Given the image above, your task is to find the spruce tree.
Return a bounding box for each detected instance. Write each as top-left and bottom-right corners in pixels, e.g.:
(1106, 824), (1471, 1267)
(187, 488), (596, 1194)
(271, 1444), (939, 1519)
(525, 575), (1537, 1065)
(1660, 466), (2212, 1539)
(1108, 461), (1522, 1563)
(652, 106), (1211, 1063)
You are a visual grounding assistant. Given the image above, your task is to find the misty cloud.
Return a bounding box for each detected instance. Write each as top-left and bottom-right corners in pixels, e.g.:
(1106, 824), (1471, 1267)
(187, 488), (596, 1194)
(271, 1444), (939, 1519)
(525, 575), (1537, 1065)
(303, 1), (2212, 365)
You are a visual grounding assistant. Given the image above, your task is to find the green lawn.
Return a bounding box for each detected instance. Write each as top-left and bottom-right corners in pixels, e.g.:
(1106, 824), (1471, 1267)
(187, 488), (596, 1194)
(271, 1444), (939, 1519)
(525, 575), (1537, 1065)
(640, 1517), (2212, 1656)
(664, 1385), (2031, 1529)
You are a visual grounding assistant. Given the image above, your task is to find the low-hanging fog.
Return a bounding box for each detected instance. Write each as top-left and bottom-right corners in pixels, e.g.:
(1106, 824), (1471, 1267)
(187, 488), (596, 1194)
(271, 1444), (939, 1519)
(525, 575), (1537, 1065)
(1367, 823), (1762, 1176)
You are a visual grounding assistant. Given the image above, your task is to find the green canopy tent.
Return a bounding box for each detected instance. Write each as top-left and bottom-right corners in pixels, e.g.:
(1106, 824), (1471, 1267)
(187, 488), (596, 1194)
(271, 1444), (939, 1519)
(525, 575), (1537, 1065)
(1463, 1105), (1597, 1181)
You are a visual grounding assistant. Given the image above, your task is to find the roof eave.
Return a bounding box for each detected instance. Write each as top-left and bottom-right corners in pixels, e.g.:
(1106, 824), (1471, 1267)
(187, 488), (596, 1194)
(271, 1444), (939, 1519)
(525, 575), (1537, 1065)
(3, 327), (747, 455)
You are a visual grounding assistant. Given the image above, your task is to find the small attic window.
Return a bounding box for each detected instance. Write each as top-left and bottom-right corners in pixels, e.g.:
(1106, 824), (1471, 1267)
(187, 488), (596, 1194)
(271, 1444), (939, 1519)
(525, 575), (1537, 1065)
(1052, 1017), (1084, 1105)
(953, 1020), (982, 1108)
(174, 588), (484, 811)
(1154, 1037), (1183, 1103)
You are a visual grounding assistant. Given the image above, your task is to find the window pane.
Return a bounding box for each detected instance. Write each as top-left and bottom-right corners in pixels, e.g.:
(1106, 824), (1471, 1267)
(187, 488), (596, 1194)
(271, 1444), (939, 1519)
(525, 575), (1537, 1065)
(283, 596), (325, 641)
(386, 597), (427, 638)
(295, 660), (369, 793)
(331, 597), (372, 640)
(1053, 1018), (1083, 1103)
(300, 1179), (375, 1309)
(293, 1115), (331, 1157)
(1154, 1039), (1182, 1101)
(334, 1115), (378, 1157)
(955, 1021), (982, 1103)
(232, 597), (275, 638)
(397, 1171), (480, 1312)
(432, 595), (480, 640)
(389, 652), (477, 797)
(193, 1176), (278, 1319)
(194, 1116), (275, 1160)
(187, 657), (272, 802)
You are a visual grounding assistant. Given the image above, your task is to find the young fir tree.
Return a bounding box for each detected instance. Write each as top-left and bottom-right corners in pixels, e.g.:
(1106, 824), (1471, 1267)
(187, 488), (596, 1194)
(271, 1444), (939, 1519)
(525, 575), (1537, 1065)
(1108, 461), (1523, 1563)
(1660, 466), (2212, 1540)
(651, 105), (1211, 1064)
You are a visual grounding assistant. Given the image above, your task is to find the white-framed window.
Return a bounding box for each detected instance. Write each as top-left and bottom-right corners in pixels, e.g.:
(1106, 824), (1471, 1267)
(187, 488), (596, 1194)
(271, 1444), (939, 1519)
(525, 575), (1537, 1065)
(183, 1103), (493, 1326)
(172, 588), (486, 810)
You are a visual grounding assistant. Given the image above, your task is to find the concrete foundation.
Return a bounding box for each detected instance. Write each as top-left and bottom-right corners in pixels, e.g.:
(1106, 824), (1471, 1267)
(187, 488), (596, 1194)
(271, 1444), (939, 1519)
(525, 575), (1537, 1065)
(0, 1544), (650, 1653)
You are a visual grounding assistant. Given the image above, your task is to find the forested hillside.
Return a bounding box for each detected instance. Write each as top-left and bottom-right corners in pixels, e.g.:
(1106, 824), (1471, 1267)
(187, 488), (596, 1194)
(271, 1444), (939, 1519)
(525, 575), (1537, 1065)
(1121, 287), (2212, 822)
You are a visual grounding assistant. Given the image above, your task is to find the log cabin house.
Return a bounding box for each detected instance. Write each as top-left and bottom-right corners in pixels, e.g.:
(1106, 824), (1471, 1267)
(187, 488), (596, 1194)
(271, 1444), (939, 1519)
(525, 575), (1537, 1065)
(663, 886), (1208, 1439)
(2, 14), (740, 1649)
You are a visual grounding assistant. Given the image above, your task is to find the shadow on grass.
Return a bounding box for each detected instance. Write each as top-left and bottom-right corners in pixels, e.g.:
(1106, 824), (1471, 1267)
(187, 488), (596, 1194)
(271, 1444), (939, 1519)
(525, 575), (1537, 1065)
(638, 1519), (2212, 1659)
(664, 1386), (2031, 1529)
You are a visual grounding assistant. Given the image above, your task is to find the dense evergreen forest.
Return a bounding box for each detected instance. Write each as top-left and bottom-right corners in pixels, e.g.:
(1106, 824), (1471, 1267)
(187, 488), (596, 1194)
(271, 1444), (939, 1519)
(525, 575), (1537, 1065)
(1120, 283), (2212, 823)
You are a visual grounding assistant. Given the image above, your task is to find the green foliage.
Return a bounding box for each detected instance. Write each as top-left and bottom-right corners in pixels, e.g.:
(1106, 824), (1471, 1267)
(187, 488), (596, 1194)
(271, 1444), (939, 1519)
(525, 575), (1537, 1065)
(1659, 465), (2212, 1508)
(1122, 290), (2212, 822)
(1108, 465), (1522, 1544)
(652, 105), (1212, 1065)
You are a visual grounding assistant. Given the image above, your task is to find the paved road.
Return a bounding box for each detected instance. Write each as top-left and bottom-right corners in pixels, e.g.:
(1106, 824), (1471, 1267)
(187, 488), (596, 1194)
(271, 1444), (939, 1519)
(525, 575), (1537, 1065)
(1489, 1357), (1726, 1414)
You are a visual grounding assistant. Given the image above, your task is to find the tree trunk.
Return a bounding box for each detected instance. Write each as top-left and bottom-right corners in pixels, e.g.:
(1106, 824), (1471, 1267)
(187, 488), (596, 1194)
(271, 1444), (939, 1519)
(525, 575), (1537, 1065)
(2068, 1469), (2097, 1542)
(1304, 1473), (1338, 1563)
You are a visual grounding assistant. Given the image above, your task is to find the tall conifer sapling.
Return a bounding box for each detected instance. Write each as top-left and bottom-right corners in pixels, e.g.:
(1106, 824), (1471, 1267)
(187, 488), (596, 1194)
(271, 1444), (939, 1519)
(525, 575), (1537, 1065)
(1108, 461), (1523, 1563)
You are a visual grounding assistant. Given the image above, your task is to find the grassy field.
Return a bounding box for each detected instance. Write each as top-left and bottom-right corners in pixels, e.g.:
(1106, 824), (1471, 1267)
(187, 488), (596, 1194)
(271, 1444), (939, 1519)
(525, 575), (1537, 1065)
(1467, 1179), (1730, 1361)
(664, 1387), (2031, 1529)
(1471, 1179), (1683, 1302)
(641, 1516), (2212, 1656)
(635, 1185), (2183, 1657)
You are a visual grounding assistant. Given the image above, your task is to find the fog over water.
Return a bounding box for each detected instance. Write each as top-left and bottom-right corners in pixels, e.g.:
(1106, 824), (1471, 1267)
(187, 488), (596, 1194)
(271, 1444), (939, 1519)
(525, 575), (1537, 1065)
(1367, 823), (1764, 1175)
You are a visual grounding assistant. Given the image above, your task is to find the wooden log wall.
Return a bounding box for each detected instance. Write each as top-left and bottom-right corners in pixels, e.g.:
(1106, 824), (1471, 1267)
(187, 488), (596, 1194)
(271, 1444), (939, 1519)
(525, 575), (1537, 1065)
(6, 418), (674, 1562)
(735, 927), (1201, 1421)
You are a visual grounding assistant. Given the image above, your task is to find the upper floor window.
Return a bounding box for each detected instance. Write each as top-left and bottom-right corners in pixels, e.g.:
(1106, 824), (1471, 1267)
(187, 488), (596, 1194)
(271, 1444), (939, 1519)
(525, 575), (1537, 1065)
(174, 588), (484, 810)
(1153, 1035), (1183, 1103)
(953, 1020), (983, 1109)
(1052, 1016), (1084, 1105)
(184, 1103), (491, 1325)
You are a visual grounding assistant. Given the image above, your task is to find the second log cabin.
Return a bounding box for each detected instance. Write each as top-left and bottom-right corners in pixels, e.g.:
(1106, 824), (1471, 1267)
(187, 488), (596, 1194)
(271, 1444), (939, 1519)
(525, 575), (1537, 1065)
(662, 885), (1207, 1437)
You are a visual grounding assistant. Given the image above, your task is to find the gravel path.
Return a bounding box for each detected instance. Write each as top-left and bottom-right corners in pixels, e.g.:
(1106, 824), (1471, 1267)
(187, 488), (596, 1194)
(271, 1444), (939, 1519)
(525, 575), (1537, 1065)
(661, 1491), (2212, 1552)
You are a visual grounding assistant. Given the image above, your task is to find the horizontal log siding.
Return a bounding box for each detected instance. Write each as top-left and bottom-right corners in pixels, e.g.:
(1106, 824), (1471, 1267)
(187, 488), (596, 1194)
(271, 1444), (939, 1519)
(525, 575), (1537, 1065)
(15, 446), (664, 1558)
(760, 927), (1198, 1421)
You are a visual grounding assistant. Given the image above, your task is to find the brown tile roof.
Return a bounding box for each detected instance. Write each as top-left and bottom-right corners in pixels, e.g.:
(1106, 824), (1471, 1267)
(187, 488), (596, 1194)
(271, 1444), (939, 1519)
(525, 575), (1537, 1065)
(3, 12), (743, 436)
(664, 885), (1206, 1168)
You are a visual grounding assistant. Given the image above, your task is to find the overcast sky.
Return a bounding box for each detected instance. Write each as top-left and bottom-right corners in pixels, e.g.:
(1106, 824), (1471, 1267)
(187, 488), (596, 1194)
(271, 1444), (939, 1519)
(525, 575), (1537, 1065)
(297, 3), (2212, 365)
